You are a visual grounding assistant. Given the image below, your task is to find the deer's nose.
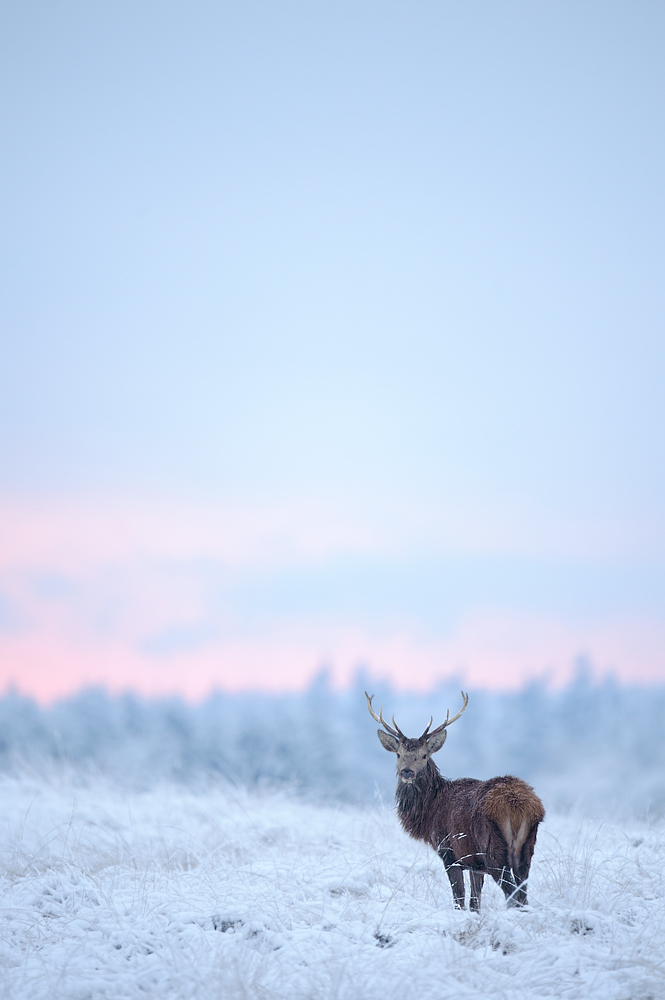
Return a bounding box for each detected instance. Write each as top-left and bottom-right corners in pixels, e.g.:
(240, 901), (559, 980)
(400, 768), (415, 779)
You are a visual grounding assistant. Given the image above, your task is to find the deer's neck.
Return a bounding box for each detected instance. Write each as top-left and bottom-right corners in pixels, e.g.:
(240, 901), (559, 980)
(395, 761), (447, 844)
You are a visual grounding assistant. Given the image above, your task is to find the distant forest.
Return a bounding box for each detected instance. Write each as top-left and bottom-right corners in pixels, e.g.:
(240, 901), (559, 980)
(1, 667), (662, 818)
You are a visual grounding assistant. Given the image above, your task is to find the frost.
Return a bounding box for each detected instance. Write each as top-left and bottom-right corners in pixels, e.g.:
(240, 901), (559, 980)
(0, 776), (663, 999)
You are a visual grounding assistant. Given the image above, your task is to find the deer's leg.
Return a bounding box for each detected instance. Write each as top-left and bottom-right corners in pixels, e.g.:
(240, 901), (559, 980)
(511, 868), (528, 905)
(511, 825), (538, 906)
(489, 865), (519, 906)
(438, 847), (465, 909)
(469, 870), (484, 912)
(486, 828), (520, 906)
(511, 852), (530, 905)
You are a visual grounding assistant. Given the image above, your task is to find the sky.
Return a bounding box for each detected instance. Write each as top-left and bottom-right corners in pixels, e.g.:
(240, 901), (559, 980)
(1, 0), (664, 700)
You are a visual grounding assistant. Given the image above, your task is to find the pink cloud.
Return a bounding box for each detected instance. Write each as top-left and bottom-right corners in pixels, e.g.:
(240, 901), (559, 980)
(1, 612), (664, 704)
(1, 495), (664, 702)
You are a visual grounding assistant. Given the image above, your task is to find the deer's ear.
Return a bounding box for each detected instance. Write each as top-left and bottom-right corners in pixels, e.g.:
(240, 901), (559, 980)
(426, 730), (447, 754)
(377, 729), (399, 753)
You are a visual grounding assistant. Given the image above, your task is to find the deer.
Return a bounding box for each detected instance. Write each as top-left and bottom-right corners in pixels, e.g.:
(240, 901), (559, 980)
(366, 690), (545, 911)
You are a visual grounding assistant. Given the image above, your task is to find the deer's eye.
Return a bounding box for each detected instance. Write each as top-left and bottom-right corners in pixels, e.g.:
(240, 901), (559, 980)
(422, 755), (427, 759)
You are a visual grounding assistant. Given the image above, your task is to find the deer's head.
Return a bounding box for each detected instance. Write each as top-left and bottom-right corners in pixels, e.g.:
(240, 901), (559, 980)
(366, 690), (469, 784)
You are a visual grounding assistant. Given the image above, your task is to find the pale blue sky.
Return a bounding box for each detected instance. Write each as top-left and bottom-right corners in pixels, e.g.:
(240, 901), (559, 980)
(1, 2), (664, 695)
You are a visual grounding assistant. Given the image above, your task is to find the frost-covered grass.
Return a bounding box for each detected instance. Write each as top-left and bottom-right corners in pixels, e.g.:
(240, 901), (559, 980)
(0, 776), (663, 999)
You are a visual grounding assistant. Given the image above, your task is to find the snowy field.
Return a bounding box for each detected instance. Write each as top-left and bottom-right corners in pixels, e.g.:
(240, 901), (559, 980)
(1, 775), (663, 1000)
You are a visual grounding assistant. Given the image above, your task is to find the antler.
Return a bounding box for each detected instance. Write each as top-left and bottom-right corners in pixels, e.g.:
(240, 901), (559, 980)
(419, 715), (434, 739)
(425, 691), (469, 738)
(365, 692), (405, 739)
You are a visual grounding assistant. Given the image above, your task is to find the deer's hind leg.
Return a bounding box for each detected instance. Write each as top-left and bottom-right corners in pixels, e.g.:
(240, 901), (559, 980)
(489, 865), (519, 906)
(511, 824), (539, 906)
(438, 847), (465, 909)
(487, 826), (520, 906)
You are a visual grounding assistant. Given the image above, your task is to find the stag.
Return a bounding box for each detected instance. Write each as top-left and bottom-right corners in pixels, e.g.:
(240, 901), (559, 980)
(366, 691), (544, 911)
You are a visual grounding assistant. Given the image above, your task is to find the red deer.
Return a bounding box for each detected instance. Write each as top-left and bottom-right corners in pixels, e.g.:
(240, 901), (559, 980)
(366, 691), (545, 911)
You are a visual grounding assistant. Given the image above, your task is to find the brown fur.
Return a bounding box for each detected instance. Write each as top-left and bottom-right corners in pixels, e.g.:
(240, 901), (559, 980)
(482, 778), (544, 872)
(368, 722), (543, 915)
(395, 763), (544, 909)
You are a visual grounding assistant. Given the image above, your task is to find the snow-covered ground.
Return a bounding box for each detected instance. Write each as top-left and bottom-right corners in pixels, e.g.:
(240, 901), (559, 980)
(0, 776), (663, 999)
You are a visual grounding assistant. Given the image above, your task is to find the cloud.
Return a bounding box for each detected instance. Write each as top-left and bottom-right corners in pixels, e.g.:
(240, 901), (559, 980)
(1, 609), (664, 703)
(1, 494), (664, 701)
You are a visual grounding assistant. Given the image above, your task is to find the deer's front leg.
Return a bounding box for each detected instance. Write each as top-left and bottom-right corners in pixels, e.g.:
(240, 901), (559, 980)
(469, 870), (484, 912)
(438, 847), (465, 909)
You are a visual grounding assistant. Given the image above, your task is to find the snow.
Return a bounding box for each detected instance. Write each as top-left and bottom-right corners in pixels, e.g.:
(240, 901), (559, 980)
(1, 775), (663, 999)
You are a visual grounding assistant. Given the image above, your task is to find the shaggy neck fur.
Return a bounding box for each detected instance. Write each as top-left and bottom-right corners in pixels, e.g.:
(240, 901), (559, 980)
(395, 759), (448, 844)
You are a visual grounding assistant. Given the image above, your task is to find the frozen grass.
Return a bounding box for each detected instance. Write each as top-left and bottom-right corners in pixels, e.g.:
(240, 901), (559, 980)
(0, 775), (663, 999)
